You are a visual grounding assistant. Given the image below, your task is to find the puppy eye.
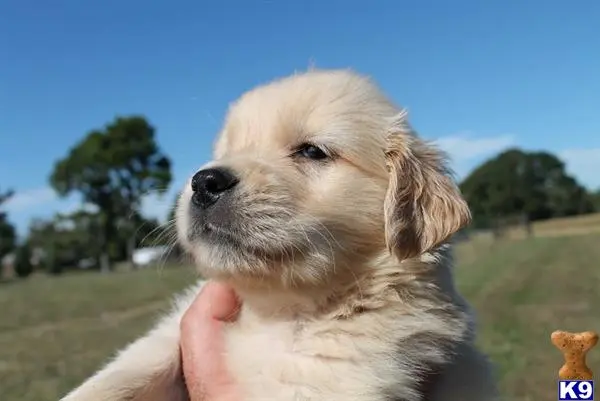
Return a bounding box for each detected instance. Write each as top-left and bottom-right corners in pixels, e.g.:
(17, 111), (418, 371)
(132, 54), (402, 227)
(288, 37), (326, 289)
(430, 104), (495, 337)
(294, 144), (329, 160)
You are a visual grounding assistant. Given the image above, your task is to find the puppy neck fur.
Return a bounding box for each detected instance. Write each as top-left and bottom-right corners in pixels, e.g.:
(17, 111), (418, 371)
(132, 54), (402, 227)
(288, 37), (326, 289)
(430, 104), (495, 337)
(222, 243), (464, 322)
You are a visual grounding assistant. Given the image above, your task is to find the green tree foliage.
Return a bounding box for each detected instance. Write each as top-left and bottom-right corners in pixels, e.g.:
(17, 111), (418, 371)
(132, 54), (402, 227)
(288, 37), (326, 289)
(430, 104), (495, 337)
(0, 188), (16, 259)
(591, 189), (600, 212)
(49, 116), (172, 271)
(460, 148), (595, 228)
(28, 211), (102, 274)
(13, 242), (34, 278)
(26, 210), (168, 273)
(132, 215), (167, 247)
(113, 212), (169, 260)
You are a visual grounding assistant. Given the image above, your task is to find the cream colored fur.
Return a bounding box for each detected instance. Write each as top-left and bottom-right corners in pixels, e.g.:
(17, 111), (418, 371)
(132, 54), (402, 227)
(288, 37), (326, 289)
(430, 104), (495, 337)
(61, 69), (497, 401)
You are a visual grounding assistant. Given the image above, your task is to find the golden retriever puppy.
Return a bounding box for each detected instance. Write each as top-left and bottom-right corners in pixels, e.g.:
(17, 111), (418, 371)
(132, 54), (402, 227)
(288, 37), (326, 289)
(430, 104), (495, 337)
(61, 69), (497, 401)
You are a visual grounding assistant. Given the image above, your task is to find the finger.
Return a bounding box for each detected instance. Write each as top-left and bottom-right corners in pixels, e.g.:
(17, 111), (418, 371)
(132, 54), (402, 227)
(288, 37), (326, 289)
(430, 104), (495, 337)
(188, 281), (241, 322)
(180, 281), (241, 398)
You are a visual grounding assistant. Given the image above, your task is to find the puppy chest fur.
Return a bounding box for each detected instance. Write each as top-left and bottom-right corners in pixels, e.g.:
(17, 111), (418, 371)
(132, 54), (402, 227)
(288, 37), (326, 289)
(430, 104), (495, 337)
(226, 310), (400, 400)
(222, 260), (493, 401)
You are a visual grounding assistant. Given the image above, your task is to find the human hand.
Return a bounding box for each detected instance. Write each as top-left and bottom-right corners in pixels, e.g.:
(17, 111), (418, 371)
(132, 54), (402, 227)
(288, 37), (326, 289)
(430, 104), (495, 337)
(180, 281), (241, 401)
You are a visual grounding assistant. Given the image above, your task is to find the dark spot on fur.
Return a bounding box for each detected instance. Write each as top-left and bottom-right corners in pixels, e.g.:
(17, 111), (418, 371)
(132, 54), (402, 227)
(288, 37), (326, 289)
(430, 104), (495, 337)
(380, 330), (460, 401)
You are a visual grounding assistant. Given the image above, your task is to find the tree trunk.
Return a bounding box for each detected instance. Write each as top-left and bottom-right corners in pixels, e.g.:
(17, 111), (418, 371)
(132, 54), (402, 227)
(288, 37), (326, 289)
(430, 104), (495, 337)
(99, 209), (114, 272)
(127, 232), (136, 270)
(99, 252), (111, 273)
(524, 214), (533, 238)
(492, 217), (502, 241)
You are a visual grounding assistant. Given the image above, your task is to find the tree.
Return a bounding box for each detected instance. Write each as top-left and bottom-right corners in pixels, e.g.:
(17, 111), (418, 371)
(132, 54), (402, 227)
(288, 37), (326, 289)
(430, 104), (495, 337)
(591, 189), (600, 212)
(0, 188), (16, 260)
(132, 215), (161, 245)
(460, 148), (594, 229)
(28, 210), (105, 274)
(113, 211), (168, 260)
(26, 209), (173, 273)
(13, 242), (33, 278)
(50, 116), (172, 272)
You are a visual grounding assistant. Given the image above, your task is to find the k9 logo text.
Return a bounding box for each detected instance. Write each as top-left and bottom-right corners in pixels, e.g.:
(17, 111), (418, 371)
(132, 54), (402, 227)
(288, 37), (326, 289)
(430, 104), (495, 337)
(559, 380), (594, 400)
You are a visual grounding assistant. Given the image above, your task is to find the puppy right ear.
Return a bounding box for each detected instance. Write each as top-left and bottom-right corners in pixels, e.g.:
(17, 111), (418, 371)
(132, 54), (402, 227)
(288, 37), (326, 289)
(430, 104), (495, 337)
(383, 111), (471, 260)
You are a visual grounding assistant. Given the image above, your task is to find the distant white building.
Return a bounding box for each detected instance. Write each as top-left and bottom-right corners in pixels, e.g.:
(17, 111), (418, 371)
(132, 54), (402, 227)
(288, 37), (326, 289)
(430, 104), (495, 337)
(1, 247), (46, 278)
(1, 252), (15, 279)
(132, 246), (169, 267)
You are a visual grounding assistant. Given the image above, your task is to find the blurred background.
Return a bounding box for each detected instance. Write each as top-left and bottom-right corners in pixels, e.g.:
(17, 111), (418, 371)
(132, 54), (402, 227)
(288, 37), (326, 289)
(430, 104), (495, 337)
(1, 1), (599, 400)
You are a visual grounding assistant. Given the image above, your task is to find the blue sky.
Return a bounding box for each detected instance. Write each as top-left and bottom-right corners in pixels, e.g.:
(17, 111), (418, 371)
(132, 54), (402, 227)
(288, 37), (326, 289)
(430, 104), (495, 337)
(1, 0), (599, 236)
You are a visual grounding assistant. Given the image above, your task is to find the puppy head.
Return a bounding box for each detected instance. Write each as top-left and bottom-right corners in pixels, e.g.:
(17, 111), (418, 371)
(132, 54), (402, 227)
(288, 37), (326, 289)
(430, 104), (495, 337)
(177, 70), (470, 287)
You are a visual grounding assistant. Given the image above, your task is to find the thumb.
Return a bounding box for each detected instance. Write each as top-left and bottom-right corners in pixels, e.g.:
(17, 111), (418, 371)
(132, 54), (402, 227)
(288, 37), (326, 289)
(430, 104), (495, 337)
(180, 281), (241, 400)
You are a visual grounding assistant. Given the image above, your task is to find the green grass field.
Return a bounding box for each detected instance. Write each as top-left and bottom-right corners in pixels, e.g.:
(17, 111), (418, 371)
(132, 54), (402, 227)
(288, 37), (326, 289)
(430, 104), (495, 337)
(1, 233), (599, 400)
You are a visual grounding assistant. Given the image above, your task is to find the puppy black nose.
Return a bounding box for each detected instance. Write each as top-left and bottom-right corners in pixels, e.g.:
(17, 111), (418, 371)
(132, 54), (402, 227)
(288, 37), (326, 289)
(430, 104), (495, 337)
(190, 167), (239, 209)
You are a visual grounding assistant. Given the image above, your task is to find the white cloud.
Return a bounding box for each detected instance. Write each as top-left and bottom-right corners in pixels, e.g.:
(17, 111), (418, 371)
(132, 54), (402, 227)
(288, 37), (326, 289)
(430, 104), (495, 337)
(433, 134), (516, 163)
(1, 187), (57, 213)
(0, 187), (85, 236)
(559, 147), (600, 190)
(430, 135), (600, 189)
(431, 133), (516, 179)
(1, 182), (182, 236)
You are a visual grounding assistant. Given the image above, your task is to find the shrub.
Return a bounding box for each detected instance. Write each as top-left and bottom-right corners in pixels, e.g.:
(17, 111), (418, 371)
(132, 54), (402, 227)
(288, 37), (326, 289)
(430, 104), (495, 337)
(14, 244), (34, 278)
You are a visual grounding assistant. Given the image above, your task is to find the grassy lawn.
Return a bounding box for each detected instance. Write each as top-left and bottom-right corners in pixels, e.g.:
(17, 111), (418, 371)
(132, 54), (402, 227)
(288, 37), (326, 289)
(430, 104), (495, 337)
(503, 212), (600, 239)
(1, 234), (600, 400)
(456, 234), (600, 400)
(0, 267), (198, 400)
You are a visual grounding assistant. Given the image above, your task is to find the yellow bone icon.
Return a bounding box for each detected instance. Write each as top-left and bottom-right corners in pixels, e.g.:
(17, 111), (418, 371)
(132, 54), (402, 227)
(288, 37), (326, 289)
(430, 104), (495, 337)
(551, 330), (598, 380)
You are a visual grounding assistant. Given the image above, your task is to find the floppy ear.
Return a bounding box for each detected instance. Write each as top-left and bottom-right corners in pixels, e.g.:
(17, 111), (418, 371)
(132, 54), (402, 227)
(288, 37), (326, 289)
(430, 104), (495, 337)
(383, 111), (471, 260)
